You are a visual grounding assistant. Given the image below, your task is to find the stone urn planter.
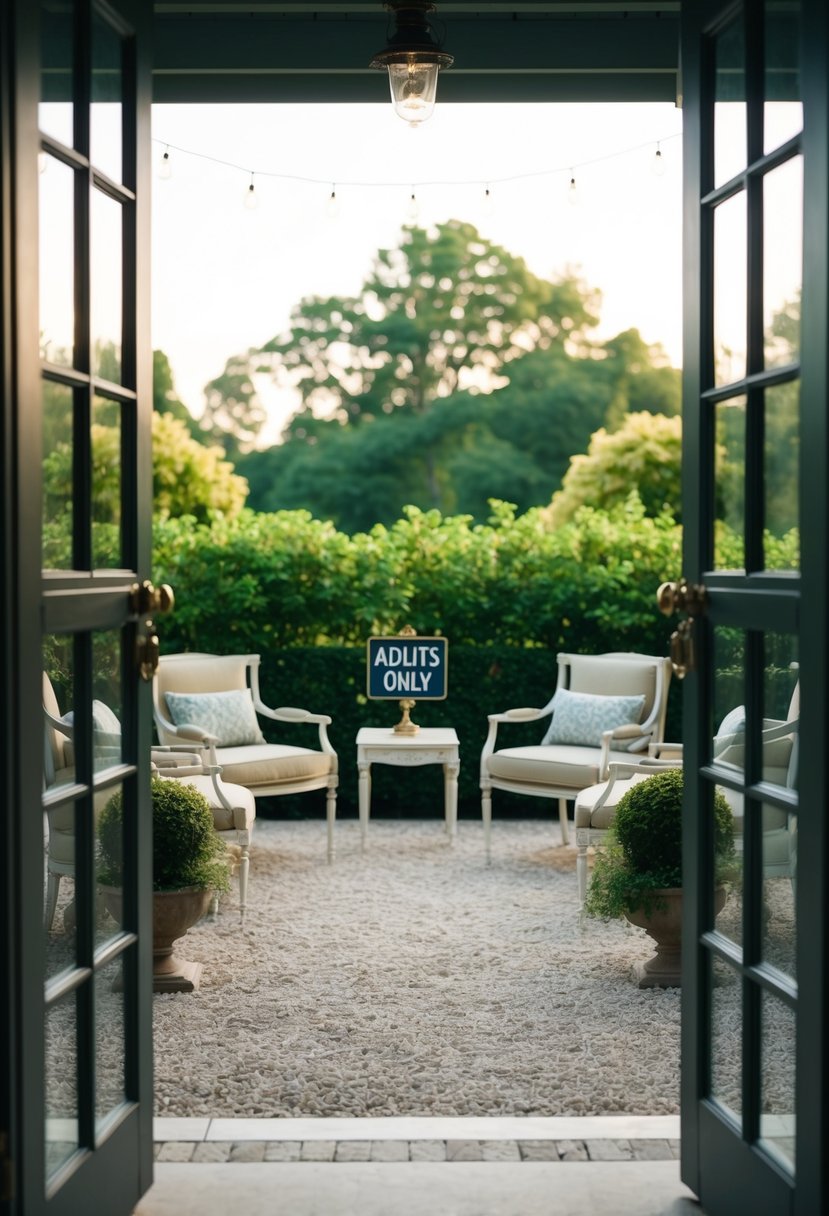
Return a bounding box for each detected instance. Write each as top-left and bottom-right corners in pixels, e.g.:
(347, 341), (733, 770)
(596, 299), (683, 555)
(102, 885), (213, 992)
(584, 769), (736, 989)
(97, 778), (229, 994)
(625, 885), (728, 988)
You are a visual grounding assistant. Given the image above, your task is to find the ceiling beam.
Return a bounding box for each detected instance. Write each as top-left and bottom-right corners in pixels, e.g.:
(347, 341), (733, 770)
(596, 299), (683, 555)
(152, 11), (679, 104)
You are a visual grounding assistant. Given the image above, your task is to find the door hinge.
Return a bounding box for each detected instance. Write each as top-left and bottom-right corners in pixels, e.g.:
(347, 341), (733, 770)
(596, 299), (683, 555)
(0, 1132), (15, 1204)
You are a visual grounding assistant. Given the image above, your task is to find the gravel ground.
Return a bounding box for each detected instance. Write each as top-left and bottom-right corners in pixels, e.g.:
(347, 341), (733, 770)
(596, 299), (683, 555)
(152, 818), (685, 1119)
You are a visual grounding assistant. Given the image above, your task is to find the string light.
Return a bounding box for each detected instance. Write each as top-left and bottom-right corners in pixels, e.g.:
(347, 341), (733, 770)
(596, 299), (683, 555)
(244, 172), (258, 209)
(482, 183), (495, 217)
(157, 145), (172, 180)
(326, 184), (340, 219)
(150, 129), (681, 208)
(652, 141), (666, 177)
(407, 187), (420, 221)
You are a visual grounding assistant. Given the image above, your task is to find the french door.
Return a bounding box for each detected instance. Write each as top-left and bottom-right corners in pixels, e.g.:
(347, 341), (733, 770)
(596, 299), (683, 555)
(3, 1), (155, 1213)
(680, 0), (828, 1213)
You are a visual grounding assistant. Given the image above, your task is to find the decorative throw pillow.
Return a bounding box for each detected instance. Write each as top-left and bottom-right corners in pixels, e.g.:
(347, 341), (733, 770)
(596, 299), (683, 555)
(165, 689), (265, 747)
(541, 688), (646, 748)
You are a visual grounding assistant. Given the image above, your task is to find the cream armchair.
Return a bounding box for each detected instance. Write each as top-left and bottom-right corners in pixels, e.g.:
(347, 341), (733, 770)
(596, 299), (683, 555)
(153, 653), (338, 861)
(480, 651), (672, 860)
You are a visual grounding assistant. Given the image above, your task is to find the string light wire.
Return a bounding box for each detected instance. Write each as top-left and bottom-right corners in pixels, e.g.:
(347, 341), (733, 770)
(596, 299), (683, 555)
(151, 130), (682, 196)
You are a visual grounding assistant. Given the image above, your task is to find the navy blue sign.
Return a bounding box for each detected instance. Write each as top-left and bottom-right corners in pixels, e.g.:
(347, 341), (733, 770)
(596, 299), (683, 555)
(367, 636), (448, 700)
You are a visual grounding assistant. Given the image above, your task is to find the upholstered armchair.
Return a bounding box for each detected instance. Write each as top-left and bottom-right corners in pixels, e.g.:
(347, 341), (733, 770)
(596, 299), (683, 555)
(153, 653), (338, 861)
(480, 651), (672, 860)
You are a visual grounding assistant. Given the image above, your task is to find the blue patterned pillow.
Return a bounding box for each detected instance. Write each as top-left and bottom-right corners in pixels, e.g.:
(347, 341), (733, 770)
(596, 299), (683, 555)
(541, 688), (646, 748)
(165, 689), (265, 746)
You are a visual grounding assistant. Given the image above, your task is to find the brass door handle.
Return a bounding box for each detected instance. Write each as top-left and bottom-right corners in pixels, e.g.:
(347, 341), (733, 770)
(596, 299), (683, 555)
(130, 580), (175, 618)
(657, 578), (707, 679)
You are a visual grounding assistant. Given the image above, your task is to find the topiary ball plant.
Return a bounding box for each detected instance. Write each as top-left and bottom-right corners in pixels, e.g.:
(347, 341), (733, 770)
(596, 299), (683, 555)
(98, 777), (230, 894)
(585, 768), (735, 920)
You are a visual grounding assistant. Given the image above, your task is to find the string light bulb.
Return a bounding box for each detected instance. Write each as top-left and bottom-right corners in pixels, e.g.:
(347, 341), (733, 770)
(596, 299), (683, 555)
(652, 142), (666, 177)
(567, 172), (578, 205)
(157, 146), (172, 180)
(482, 183), (495, 217)
(244, 173), (258, 209)
(407, 187), (420, 221)
(326, 185), (340, 219)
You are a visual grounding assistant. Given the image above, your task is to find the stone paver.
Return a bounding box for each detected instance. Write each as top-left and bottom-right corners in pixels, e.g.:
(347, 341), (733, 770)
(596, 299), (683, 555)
(264, 1142), (302, 1162)
(369, 1140), (409, 1162)
(335, 1141), (372, 1162)
(152, 1134), (684, 1166)
(480, 1140), (522, 1162)
(229, 1142), (266, 1163)
(518, 1141), (560, 1162)
(629, 1139), (674, 1160)
(156, 1142), (196, 1163)
(408, 1140), (447, 1162)
(586, 1139), (634, 1162)
(192, 1142), (233, 1163)
(300, 1140), (337, 1162)
(446, 1140), (484, 1162)
(555, 1139), (589, 1162)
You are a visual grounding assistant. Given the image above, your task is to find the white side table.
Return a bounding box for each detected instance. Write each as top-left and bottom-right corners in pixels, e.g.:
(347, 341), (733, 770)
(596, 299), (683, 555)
(355, 727), (460, 849)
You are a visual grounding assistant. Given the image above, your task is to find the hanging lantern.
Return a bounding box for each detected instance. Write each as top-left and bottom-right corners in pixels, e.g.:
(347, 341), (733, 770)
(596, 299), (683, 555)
(370, 2), (454, 128)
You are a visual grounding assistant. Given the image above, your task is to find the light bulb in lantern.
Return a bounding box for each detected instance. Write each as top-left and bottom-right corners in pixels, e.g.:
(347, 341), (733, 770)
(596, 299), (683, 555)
(370, 3), (454, 128)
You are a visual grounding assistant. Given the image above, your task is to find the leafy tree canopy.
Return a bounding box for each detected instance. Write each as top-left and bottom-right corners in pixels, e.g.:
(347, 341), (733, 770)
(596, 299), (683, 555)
(261, 220), (602, 421)
(153, 349), (199, 434)
(548, 411), (683, 526)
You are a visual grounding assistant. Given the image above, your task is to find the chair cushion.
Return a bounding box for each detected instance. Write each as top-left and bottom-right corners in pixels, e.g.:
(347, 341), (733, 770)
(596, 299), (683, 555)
(216, 743), (333, 790)
(574, 773), (654, 829)
(167, 774), (256, 832)
(487, 745), (634, 791)
(541, 688), (645, 748)
(165, 689), (265, 747)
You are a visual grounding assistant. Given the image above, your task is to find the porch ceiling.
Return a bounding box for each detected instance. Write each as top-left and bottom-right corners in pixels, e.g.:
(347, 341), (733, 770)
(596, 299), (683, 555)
(152, 0), (680, 104)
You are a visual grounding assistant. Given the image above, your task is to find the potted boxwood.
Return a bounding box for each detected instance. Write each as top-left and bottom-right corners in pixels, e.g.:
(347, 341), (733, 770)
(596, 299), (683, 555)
(98, 777), (230, 992)
(584, 768), (736, 987)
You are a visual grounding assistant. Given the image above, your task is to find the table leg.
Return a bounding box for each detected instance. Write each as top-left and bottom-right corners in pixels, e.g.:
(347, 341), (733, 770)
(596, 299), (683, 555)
(358, 756), (371, 851)
(444, 758), (459, 843)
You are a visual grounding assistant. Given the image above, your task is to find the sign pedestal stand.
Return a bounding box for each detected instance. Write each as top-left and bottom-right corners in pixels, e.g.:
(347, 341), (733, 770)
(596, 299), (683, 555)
(394, 696), (419, 734)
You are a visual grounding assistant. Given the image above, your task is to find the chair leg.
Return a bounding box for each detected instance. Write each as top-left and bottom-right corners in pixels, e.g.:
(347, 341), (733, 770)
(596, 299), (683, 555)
(558, 798), (570, 846)
(237, 843), (250, 921)
(482, 785), (492, 864)
(45, 871), (61, 931)
(577, 845), (588, 909)
(326, 783), (336, 863)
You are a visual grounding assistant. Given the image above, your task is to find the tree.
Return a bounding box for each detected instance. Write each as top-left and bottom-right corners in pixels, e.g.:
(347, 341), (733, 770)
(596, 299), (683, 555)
(261, 221), (601, 421)
(199, 352), (266, 457)
(548, 412), (682, 525)
(153, 349), (199, 433)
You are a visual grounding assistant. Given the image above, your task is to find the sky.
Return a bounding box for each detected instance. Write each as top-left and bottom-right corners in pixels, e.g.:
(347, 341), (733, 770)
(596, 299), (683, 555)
(150, 101), (685, 443)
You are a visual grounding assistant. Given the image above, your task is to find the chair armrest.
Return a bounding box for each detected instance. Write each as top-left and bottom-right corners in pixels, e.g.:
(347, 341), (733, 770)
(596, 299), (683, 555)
(480, 699), (558, 772)
(598, 723), (655, 779)
(649, 741), (683, 760)
(254, 701), (337, 766)
(591, 755), (682, 813)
